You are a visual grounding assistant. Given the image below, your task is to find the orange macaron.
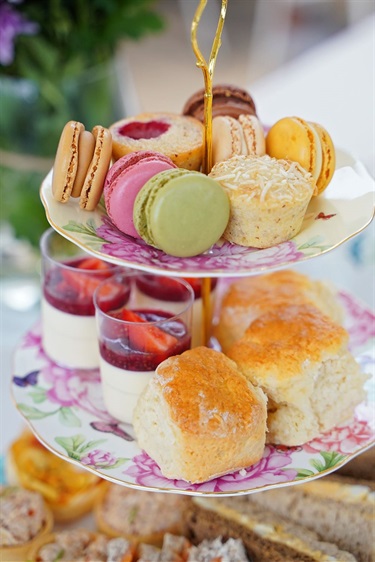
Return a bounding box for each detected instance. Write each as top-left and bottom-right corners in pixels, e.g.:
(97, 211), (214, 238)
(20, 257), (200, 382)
(52, 120), (112, 210)
(266, 116), (335, 195)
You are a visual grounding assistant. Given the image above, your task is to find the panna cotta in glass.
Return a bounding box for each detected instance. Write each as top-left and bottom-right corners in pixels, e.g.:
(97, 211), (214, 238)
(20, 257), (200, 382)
(94, 272), (193, 424)
(134, 274), (218, 347)
(40, 228), (122, 369)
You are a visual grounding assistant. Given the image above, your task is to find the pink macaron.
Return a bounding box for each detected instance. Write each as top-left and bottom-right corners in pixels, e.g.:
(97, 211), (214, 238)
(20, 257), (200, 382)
(104, 150), (177, 238)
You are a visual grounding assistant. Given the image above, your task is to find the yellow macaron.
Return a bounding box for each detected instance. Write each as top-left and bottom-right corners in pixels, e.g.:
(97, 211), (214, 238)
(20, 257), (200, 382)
(266, 116), (335, 195)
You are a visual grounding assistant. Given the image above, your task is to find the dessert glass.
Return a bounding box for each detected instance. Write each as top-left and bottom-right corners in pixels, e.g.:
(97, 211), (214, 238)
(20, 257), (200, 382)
(134, 274), (218, 347)
(40, 228), (122, 369)
(94, 272), (194, 424)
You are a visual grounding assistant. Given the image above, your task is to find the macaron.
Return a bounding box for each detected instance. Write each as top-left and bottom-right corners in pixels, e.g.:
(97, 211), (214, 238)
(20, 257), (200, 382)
(52, 120), (84, 203)
(71, 130), (96, 198)
(133, 168), (230, 257)
(80, 125), (112, 211)
(182, 84), (257, 121)
(103, 150), (177, 238)
(266, 117), (335, 194)
(52, 121), (112, 210)
(310, 121), (336, 194)
(212, 114), (265, 166)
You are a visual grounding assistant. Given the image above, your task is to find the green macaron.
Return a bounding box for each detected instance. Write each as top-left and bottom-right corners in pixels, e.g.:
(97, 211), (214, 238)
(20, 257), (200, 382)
(133, 168), (230, 257)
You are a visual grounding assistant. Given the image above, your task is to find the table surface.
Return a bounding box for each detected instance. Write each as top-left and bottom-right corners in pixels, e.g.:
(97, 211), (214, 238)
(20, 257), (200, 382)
(1, 15), (374, 462)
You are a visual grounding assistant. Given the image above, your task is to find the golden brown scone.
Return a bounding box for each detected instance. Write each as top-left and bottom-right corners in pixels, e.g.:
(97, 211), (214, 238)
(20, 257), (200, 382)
(213, 270), (344, 353)
(133, 347), (267, 484)
(227, 304), (367, 446)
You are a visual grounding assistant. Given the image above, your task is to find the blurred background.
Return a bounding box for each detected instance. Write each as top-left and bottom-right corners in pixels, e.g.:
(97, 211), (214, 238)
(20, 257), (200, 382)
(1, 0), (374, 454)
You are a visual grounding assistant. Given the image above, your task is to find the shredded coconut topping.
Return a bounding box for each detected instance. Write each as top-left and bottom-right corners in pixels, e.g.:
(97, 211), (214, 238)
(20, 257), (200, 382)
(209, 155), (315, 204)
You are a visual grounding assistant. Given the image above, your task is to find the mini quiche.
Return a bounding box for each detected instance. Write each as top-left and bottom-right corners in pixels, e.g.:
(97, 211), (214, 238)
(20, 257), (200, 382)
(6, 430), (105, 521)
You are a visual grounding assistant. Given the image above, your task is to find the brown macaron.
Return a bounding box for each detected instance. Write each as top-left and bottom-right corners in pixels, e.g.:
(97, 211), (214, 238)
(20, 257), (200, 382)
(182, 84), (257, 122)
(52, 120), (84, 203)
(79, 125), (112, 211)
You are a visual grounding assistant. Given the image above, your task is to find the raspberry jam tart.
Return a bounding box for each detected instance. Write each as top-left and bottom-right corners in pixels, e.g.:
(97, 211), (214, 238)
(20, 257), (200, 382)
(95, 273), (193, 424)
(40, 229), (122, 369)
(135, 274), (218, 347)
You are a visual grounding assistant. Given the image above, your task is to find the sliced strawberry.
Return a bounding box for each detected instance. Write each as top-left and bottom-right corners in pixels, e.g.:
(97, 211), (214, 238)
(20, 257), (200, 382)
(183, 277), (218, 298)
(136, 275), (189, 301)
(121, 309), (178, 355)
(77, 257), (110, 271)
(97, 282), (130, 313)
(62, 269), (103, 299)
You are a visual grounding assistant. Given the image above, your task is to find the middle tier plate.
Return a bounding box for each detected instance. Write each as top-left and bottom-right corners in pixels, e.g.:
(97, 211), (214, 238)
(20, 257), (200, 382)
(11, 289), (375, 497)
(40, 155), (375, 278)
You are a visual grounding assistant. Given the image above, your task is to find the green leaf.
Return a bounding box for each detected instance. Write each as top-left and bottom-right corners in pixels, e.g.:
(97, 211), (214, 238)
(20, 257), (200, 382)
(99, 457), (127, 470)
(76, 439), (107, 454)
(58, 407), (81, 428)
(298, 236), (325, 250)
(296, 469), (315, 478)
(18, 404), (58, 420)
(55, 434), (86, 454)
(63, 220), (100, 238)
(310, 459), (326, 472)
(320, 451), (345, 468)
(28, 387), (47, 404)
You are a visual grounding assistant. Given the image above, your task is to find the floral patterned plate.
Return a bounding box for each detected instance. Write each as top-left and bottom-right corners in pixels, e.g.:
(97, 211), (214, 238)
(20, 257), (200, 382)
(11, 288), (374, 496)
(40, 155), (375, 278)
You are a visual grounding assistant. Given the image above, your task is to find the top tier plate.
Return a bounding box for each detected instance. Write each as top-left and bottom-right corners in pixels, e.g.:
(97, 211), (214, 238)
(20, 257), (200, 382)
(40, 152), (374, 278)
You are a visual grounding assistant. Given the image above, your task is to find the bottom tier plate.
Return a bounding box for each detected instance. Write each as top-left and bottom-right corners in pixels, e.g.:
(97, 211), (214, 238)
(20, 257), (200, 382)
(10, 289), (375, 497)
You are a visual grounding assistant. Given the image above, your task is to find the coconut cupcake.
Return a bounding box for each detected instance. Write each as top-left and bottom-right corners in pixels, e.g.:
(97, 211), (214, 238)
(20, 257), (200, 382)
(209, 154), (316, 248)
(0, 486), (53, 561)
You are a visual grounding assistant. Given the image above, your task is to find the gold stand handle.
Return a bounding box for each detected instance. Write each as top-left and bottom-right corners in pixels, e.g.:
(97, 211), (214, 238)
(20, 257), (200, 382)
(201, 277), (213, 346)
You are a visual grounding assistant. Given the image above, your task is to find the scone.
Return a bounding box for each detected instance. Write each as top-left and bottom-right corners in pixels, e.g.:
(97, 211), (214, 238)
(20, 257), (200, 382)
(133, 346), (267, 484)
(227, 304), (368, 446)
(213, 269), (344, 352)
(95, 483), (189, 547)
(0, 486), (53, 562)
(110, 112), (204, 170)
(209, 154), (316, 248)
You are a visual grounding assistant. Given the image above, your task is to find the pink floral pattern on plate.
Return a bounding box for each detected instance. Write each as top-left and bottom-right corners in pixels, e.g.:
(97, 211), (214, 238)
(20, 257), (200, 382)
(39, 161), (375, 277)
(11, 288), (375, 496)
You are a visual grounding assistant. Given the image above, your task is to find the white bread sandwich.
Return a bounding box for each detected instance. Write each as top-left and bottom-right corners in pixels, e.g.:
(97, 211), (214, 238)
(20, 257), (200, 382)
(246, 473), (375, 562)
(186, 494), (357, 562)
